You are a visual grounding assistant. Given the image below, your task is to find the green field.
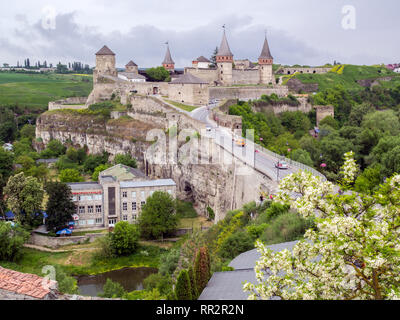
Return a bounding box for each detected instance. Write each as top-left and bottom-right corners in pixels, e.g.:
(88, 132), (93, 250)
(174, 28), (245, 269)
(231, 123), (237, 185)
(0, 72), (93, 111)
(293, 64), (400, 91)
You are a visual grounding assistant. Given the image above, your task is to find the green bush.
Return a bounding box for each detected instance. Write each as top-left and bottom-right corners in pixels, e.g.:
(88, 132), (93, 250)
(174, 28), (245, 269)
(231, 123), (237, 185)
(176, 200), (198, 219)
(0, 221), (29, 262)
(256, 202), (290, 225)
(175, 269), (192, 300)
(260, 212), (314, 245)
(99, 279), (125, 298)
(219, 230), (255, 260)
(111, 221), (140, 256)
(143, 273), (173, 297)
(158, 248), (180, 276)
(55, 266), (78, 294)
(246, 223), (269, 241)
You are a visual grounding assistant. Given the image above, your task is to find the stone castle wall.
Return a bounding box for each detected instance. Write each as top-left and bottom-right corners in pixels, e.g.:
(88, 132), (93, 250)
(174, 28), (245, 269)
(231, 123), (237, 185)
(185, 68), (218, 85)
(209, 85), (289, 101)
(315, 105), (335, 125)
(48, 97), (88, 110)
(168, 83), (209, 106)
(252, 97), (312, 114)
(232, 69), (259, 85)
(278, 67), (331, 75)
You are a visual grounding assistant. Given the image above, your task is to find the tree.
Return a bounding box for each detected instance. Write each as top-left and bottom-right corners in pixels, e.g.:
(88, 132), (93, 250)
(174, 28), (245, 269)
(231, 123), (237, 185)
(100, 279), (125, 298)
(92, 164), (111, 181)
(45, 182), (76, 231)
(244, 152), (400, 300)
(0, 148), (14, 181)
(290, 149), (314, 167)
(319, 116), (339, 130)
(194, 246), (211, 295)
(59, 168), (84, 183)
(83, 152), (109, 173)
(19, 124), (36, 140)
(110, 221), (140, 256)
(4, 173), (44, 227)
(139, 191), (178, 240)
(146, 67), (171, 82)
(209, 47), (218, 68)
(114, 154), (137, 168)
(40, 140), (66, 158)
(175, 269), (192, 300)
(188, 266), (198, 299)
(0, 221), (29, 261)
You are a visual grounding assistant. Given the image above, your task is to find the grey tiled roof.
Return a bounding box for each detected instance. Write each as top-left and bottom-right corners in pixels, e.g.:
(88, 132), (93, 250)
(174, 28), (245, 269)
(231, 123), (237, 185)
(120, 179), (176, 189)
(67, 182), (102, 191)
(170, 73), (208, 84)
(217, 30), (233, 57)
(259, 36), (273, 60)
(198, 270), (255, 300)
(119, 72), (146, 80)
(229, 241), (298, 270)
(196, 56), (211, 63)
(96, 45), (115, 56)
(198, 241), (299, 300)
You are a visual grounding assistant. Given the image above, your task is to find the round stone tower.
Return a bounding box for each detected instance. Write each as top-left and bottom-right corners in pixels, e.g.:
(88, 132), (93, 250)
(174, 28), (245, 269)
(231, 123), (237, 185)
(216, 28), (234, 86)
(94, 45), (117, 84)
(258, 34), (274, 85)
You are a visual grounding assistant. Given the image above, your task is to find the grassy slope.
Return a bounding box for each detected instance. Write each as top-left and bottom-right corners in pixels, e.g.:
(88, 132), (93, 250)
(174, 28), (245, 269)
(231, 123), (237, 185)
(294, 64), (400, 91)
(0, 72), (93, 110)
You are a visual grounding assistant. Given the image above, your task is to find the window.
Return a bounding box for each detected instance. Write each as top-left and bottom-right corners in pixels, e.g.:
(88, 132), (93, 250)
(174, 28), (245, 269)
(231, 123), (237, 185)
(94, 194), (102, 201)
(96, 205), (102, 213)
(150, 191), (154, 196)
(132, 202), (137, 211)
(72, 195), (77, 201)
(88, 206), (94, 214)
(109, 219), (117, 226)
(123, 215), (128, 221)
(79, 220), (86, 226)
(87, 219), (95, 225)
(141, 191), (145, 199)
(133, 214), (137, 221)
(95, 218), (103, 224)
(141, 201), (146, 207)
(132, 192), (136, 199)
(167, 190), (172, 195)
(122, 192), (127, 198)
(123, 202), (128, 211)
(79, 206), (85, 214)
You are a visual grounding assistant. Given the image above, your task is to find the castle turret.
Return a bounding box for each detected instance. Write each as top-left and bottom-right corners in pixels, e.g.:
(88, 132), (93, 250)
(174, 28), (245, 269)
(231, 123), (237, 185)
(216, 28), (234, 86)
(258, 34), (274, 85)
(125, 60), (138, 73)
(94, 45), (117, 84)
(162, 43), (175, 71)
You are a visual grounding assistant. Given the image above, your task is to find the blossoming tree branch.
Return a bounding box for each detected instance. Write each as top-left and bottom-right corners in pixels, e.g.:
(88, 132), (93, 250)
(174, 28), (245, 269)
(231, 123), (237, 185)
(244, 152), (400, 300)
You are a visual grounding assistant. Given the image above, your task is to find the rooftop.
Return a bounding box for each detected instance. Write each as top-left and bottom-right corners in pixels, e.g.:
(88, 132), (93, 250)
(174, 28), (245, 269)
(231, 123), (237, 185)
(126, 60), (138, 67)
(170, 73), (209, 84)
(96, 45), (115, 56)
(162, 44), (175, 65)
(118, 72), (146, 80)
(258, 35), (273, 60)
(217, 29), (233, 57)
(196, 56), (211, 63)
(67, 182), (102, 191)
(120, 179), (176, 189)
(99, 164), (146, 182)
(198, 241), (298, 300)
(0, 267), (57, 299)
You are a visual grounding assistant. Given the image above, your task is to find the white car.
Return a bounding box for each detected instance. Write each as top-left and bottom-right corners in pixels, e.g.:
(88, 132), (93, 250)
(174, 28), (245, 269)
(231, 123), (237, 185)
(275, 161), (289, 169)
(206, 126), (212, 132)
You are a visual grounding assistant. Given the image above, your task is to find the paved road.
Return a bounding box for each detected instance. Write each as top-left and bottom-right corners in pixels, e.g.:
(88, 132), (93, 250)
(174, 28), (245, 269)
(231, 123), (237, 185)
(190, 102), (298, 181)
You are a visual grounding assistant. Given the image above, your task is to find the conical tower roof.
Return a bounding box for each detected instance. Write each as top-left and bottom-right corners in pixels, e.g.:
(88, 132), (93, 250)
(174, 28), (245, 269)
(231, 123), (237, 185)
(259, 35), (273, 60)
(217, 30), (233, 57)
(162, 44), (175, 65)
(96, 45), (115, 56)
(126, 60), (138, 67)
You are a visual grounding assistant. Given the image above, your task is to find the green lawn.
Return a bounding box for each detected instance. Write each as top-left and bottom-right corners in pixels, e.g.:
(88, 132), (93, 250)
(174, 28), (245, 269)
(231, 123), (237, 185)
(0, 72), (93, 110)
(163, 99), (198, 112)
(294, 64), (400, 91)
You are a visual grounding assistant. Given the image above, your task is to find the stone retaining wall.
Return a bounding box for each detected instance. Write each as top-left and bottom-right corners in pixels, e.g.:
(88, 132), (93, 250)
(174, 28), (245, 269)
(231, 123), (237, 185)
(29, 232), (105, 249)
(209, 86), (288, 101)
(48, 97), (88, 110)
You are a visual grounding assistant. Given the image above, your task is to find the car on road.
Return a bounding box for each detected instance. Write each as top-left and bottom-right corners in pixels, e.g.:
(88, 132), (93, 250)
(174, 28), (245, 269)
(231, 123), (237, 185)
(275, 161), (289, 169)
(235, 138), (246, 147)
(206, 126), (212, 132)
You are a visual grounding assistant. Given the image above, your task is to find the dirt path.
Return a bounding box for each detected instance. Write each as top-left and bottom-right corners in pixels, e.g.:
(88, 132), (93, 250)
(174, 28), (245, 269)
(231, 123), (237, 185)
(24, 244), (96, 253)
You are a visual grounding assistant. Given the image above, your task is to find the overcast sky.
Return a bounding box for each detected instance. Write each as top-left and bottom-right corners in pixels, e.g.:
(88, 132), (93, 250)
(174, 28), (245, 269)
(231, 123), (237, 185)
(0, 0), (398, 68)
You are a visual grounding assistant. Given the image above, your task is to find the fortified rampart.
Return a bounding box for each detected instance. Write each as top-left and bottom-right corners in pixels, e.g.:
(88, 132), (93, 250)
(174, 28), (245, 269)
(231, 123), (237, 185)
(48, 97), (88, 110)
(251, 96), (312, 114)
(209, 85), (288, 101)
(278, 67), (331, 75)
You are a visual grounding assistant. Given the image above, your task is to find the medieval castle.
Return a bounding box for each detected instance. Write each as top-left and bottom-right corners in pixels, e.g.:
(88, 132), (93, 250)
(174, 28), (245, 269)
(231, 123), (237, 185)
(85, 29), (286, 107)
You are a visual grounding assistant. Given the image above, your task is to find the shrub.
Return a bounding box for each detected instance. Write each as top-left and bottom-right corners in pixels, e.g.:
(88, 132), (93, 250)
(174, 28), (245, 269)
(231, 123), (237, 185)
(256, 202), (290, 225)
(93, 234), (114, 260)
(55, 266), (78, 294)
(158, 248), (180, 276)
(260, 212), (314, 245)
(246, 223), (269, 241)
(59, 168), (84, 183)
(188, 266), (198, 299)
(110, 221), (140, 256)
(175, 269), (192, 300)
(219, 230), (255, 260)
(0, 221), (29, 261)
(194, 247), (211, 294)
(176, 200), (198, 219)
(100, 279), (125, 298)
(143, 273), (173, 297)
(113, 154), (137, 168)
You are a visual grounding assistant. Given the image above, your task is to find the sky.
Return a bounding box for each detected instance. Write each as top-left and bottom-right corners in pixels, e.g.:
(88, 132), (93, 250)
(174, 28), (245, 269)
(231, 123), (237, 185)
(0, 0), (399, 68)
